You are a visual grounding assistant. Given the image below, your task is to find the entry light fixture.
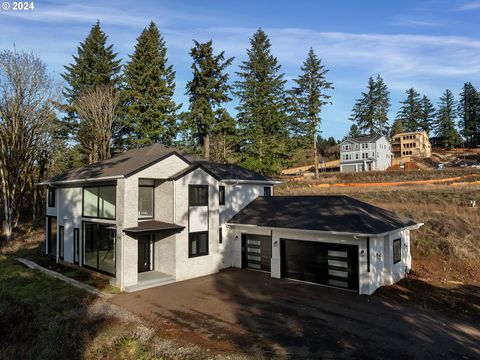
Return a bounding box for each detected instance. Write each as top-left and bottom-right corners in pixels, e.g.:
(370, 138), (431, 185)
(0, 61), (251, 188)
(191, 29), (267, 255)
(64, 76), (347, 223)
(360, 249), (365, 257)
(273, 241), (278, 247)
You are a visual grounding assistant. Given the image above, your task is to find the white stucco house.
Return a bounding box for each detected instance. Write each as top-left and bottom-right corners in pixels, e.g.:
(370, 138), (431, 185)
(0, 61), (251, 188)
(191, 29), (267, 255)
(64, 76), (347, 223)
(41, 144), (421, 295)
(340, 134), (393, 172)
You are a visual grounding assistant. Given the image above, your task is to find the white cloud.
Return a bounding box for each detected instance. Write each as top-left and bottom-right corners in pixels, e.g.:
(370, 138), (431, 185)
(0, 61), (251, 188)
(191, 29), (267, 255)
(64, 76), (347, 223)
(456, 1), (480, 10)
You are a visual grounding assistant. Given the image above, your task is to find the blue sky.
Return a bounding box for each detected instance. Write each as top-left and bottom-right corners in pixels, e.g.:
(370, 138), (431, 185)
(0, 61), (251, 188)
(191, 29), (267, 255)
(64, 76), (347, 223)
(1, 0), (480, 139)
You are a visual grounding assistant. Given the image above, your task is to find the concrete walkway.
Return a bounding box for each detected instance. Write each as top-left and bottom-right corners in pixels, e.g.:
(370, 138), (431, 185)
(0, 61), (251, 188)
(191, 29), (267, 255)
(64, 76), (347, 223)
(16, 258), (113, 299)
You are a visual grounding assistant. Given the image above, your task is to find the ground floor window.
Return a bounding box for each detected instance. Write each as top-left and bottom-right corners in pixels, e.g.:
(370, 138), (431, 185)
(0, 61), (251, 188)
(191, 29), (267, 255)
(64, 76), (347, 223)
(83, 222), (116, 275)
(393, 238), (401, 264)
(59, 225), (64, 260)
(47, 216), (57, 257)
(189, 231), (208, 258)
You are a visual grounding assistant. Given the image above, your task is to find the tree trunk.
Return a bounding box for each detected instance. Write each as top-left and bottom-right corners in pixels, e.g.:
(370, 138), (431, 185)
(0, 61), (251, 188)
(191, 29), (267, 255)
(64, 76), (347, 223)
(314, 129), (319, 179)
(204, 134), (210, 160)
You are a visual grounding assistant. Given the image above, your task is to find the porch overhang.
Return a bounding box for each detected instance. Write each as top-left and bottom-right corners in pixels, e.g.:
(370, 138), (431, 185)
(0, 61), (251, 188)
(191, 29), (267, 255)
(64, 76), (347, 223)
(123, 220), (184, 234)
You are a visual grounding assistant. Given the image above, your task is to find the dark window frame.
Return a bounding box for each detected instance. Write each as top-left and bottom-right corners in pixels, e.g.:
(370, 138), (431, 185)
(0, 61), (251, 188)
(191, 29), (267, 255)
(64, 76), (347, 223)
(188, 231), (209, 258)
(47, 187), (55, 207)
(73, 228), (80, 265)
(59, 225), (65, 260)
(393, 238), (401, 264)
(188, 185), (208, 206)
(46, 216), (57, 257)
(219, 227), (223, 244)
(219, 186), (225, 205)
(82, 221), (116, 276)
(138, 185), (155, 219)
(82, 185), (117, 220)
(264, 186), (272, 197)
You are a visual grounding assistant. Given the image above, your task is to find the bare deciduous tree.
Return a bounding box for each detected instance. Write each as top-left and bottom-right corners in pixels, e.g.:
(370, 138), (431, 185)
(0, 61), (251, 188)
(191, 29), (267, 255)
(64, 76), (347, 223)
(0, 49), (59, 241)
(73, 85), (119, 164)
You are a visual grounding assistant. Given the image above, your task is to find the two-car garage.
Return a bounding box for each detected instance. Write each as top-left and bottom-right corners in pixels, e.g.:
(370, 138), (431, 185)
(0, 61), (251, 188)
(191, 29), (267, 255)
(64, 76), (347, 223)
(241, 234), (359, 291)
(229, 195), (420, 295)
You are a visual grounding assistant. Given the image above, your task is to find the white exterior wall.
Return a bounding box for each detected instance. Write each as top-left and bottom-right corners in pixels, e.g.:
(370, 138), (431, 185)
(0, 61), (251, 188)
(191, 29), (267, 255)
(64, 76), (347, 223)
(174, 168), (223, 280)
(133, 154), (189, 179)
(57, 187), (83, 264)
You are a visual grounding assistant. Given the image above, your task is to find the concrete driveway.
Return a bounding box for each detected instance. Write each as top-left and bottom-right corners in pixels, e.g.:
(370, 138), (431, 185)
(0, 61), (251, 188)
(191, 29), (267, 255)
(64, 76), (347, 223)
(111, 268), (480, 359)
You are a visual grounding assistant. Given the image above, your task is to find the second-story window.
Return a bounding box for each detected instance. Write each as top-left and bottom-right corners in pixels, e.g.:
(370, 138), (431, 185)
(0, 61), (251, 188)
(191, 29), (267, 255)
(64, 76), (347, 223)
(219, 186), (225, 205)
(264, 186), (272, 197)
(48, 187), (55, 207)
(189, 185), (208, 206)
(138, 186), (154, 219)
(83, 186), (116, 219)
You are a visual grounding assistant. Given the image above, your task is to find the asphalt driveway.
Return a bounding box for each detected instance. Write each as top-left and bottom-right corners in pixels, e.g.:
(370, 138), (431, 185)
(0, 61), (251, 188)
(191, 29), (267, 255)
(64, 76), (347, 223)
(111, 268), (480, 359)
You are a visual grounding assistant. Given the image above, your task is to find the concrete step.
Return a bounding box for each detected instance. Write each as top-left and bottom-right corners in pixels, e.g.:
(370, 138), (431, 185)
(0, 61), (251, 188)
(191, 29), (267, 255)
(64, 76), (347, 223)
(124, 276), (176, 292)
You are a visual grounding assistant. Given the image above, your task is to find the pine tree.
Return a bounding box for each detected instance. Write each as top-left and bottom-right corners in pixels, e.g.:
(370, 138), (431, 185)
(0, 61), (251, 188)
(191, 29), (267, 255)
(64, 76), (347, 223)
(185, 40), (233, 160)
(419, 95), (435, 136)
(122, 22), (180, 148)
(234, 28), (290, 174)
(397, 88), (422, 131)
(350, 75), (390, 136)
(210, 109), (237, 163)
(390, 119), (404, 138)
(458, 82), (479, 147)
(290, 48), (333, 179)
(62, 21), (122, 141)
(347, 124), (361, 138)
(435, 89), (460, 149)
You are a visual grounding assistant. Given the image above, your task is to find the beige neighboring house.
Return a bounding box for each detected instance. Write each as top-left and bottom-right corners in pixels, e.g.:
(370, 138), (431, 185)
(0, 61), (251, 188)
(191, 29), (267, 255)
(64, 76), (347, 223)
(391, 131), (431, 159)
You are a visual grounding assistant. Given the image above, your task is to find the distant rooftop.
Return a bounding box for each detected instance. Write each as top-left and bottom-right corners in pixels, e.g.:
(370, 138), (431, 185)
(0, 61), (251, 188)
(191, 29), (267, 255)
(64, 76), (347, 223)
(344, 134), (384, 143)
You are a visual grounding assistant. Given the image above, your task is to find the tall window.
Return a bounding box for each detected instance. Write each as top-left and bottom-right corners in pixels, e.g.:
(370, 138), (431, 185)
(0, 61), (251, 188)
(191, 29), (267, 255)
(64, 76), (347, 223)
(47, 216), (57, 257)
(138, 186), (154, 219)
(83, 186), (116, 219)
(189, 185), (208, 206)
(219, 186), (225, 205)
(59, 225), (64, 260)
(393, 238), (401, 264)
(73, 228), (80, 265)
(83, 222), (116, 275)
(189, 231), (209, 257)
(48, 187), (55, 207)
(264, 187), (271, 197)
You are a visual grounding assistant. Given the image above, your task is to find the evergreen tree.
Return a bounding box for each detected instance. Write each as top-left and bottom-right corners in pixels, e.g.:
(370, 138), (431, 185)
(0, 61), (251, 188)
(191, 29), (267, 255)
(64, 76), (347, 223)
(62, 21), (122, 140)
(435, 89), (460, 149)
(419, 95), (436, 136)
(390, 119), (404, 138)
(210, 109), (237, 163)
(347, 124), (361, 138)
(458, 82), (479, 147)
(350, 75), (390, 136)
(122, 22), (180, 148)
(290, 48), (333, 179)
(234, 28), (290, 174)
(185, 40), (233, 160)
(397, 88), (422, 131)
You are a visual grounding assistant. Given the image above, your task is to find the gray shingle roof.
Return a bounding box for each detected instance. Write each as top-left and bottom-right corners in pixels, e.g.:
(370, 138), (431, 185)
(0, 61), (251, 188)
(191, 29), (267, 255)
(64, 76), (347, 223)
(46, 144), (185, 183)
(345, 134), (383, 143)
(45, 143), (275, 184)
(227, 196), (419, 235)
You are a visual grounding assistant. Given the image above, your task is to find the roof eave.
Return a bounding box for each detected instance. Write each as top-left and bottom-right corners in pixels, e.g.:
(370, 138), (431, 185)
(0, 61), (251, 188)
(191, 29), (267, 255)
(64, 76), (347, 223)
(36, 175), (125, 186)
(222, 179), (282, 185)
(226, 222), (423, 237)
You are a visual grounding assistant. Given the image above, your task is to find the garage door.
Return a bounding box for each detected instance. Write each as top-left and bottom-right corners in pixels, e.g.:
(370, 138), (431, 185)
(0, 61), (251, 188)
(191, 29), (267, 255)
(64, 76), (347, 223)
(242, 234), (272, 271)
(341, 164), (357, 173)
(281, 239), (358, 291)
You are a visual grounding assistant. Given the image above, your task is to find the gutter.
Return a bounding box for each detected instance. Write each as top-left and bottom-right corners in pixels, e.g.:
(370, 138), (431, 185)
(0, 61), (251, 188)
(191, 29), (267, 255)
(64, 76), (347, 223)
(226, 222), (424, 238)
(36, 175), (124, 186)
(222, 179), (283, 185)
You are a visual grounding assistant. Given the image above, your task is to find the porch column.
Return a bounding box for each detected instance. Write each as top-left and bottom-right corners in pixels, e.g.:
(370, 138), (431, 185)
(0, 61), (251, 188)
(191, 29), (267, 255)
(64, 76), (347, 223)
(271, 230), (281, 279)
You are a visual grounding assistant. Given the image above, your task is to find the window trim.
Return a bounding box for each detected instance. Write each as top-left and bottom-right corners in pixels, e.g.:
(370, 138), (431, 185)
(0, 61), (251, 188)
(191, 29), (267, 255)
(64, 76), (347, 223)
(82, 221), (116, 276)
(264, 186), (272, 197)
(73, 228), (80, 265)
(393, 238), (401, 264)
(59, 225), (65, 260)
(138, 185), (155, 219)
(188, 185), (209, 207)
(219, 185), (225, 205)
(82, 185), (117, 220)
(188, 231), (209, 258)
(47, 187), (55, 207)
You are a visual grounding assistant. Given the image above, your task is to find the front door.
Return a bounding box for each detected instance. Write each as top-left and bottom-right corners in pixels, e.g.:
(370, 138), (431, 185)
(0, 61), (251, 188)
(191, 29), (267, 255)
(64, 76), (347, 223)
(138, 234), (151, 273)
